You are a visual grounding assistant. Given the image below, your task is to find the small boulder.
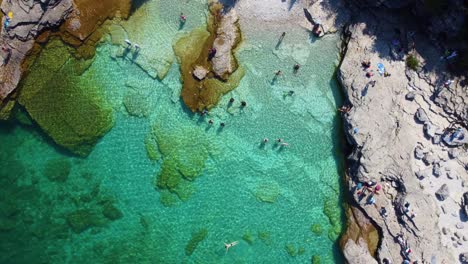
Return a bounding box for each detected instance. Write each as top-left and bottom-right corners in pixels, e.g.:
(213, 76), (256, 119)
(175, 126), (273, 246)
(432, 164), (441, 177)
(415, 168), (432, 180)
(415, 108), (429, 123)
(423, 152), (436, 165)
(405, 92), (415, 101)
(424, 123), (438, 138)
(448, 148), (459, 159)
(432, 135), (441, 144)
(414, 145), (425, 159)
(192, 65), (209, 81)
(435, 184), (449, 201)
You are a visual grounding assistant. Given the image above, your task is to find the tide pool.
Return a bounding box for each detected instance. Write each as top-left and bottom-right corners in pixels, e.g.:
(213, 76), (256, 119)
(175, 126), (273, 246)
(0, 1), (345, 263)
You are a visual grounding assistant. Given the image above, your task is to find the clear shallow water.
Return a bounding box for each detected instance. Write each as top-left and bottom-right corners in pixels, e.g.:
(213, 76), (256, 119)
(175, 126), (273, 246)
(0, 1), (345, 263)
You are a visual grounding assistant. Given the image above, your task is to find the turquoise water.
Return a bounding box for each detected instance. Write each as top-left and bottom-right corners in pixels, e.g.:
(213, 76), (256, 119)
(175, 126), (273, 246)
(0, 1), (345, 263)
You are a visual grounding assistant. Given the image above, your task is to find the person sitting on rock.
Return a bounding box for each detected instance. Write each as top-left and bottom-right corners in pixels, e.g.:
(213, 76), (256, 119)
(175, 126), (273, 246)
(208, 47), (217, 60)
(366, 70), (374, 78)
(361, 60), (371, 68)
(380, 207), (388, 218)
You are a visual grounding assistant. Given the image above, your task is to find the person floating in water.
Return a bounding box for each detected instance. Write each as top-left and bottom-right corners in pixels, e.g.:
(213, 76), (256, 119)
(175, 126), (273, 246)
(124, 39), (131, 47)
(180, 13), (187, 23)
(240, 101), (247, 107)
(263, 138), (269, 143)
(224, 241), (239, 252)
(293, 64), (300, 74)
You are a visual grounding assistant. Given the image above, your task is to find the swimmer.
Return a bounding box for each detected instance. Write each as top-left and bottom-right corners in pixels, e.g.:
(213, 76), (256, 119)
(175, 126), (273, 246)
(224, 241), (239, 252)
(275, 70), (283, 76)
(134, 44), (140, 51)
(220, 122), (225, 127)
(240, 101), (247, 107)
(263, 138), (269, 143)
(180, 13), (187, 22)
(229, 98), (235, 103)
(276, 138), (283, 143)
(124, 39), (131, 47)
(293, 64), (300, 73)
(208, 119), (214, 125)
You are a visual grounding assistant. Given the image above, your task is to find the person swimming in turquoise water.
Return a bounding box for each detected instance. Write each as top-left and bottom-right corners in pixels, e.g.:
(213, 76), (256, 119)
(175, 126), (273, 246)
(224, 241), (239, 252)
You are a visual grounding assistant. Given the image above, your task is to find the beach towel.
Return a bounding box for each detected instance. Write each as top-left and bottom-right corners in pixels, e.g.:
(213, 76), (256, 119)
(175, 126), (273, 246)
(377, 63), (385, 75)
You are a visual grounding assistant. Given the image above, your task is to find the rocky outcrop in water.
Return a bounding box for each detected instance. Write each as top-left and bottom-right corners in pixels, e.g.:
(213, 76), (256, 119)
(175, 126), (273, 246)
(211, 8), (240, 80)
(174, 2), (243, 112)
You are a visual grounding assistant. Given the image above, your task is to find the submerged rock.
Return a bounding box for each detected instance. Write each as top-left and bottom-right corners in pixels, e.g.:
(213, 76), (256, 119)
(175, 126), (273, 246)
(185, 228), (208, 256)
(66, 209), (104, 233)
(18, 40), (114, 156)
(255, 182), (280, 203)
(44, 159), (72, 182)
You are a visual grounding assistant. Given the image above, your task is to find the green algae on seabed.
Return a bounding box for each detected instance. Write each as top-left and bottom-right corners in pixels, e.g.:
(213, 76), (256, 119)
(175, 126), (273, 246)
(255, 181), (281, 203)
(311, 223), (323, 235)
(312, 255), (321, 264)
(0, 99), (15, 120)
(323, 195), (344, 241)
(148, 122), (213, 203)
(173, 2), (244, 112)
(123, 88), (151, 117)
(17, 39), (113, 156)
(285, 243), (297, 257)
(242, 231), (255, 245)
(185, 228), (208, 256)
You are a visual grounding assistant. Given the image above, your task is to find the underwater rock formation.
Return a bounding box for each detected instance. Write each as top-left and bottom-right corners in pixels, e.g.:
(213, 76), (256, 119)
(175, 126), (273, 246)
(147, 122), (215, 204)
(18, 40), (113, 156)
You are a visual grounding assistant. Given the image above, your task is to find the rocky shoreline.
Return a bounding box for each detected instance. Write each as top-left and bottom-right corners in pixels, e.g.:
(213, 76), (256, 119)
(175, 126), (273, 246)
(330, 1), (468, 263)
(1, 0), (467, 263)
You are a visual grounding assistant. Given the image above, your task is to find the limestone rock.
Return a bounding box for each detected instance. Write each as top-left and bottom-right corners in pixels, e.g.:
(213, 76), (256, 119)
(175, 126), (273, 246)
(415, 168), (432, 180)
(211, 9), (240, 80)
(192, 65), (209, 80)
(0, 0), (73, 100)
(415, 108), (429, 123)
(448, 148), (459, 159)
(435, 184), (449, 201)
(414, 145), (424, 159)
(342, 238), (378, 264)
(432, 164), (441, 177)
(405, 92), (415, 101)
